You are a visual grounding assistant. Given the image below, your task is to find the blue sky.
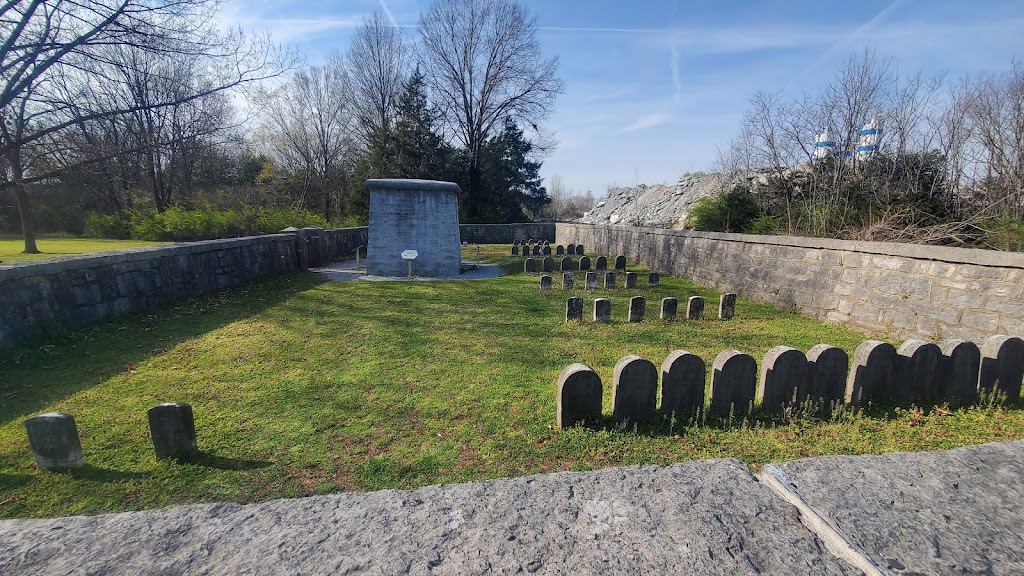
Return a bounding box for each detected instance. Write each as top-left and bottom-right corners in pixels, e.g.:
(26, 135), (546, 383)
(222, 0), (1023, 196)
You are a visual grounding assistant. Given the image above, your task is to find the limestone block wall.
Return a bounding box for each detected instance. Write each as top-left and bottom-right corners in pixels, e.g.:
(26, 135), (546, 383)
(0, 235), (297, 350)
(557, 223), (1024, 342)
(459, 223), (555, 244)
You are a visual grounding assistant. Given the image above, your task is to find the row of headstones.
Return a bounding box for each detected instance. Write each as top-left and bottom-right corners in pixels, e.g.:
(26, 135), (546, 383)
(539, 271), (662, 290)
(525, 256), (631, 273)
(564, 295), (736, 322)
(555, 335), (1024, 429)
(514, 243), (585, 256)
(21, 404), (197, 471)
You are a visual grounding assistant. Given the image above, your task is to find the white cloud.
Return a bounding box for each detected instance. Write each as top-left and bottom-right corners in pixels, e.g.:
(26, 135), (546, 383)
(622, 112), (673, 133)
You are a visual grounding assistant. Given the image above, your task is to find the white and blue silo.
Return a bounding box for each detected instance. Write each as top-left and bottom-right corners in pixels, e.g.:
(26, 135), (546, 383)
(856, 118), (881, 160)
(813, 130), (837, 161)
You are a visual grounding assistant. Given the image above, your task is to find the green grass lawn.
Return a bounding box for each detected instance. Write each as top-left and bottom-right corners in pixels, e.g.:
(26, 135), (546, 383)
(2, 245), (1022, 519)
(0, 238), (165, 263)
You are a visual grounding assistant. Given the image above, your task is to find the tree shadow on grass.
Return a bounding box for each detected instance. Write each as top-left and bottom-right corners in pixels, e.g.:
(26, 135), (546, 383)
(67, 464), (150, 482)
(187, 451), (271, 471)
(0, 273), (330, 427)
(0, 472), (34, 491)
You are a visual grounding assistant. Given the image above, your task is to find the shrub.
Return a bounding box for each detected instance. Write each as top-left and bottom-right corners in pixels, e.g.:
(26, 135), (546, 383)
(84, 212), (133, 239)
(687, 186), (761, 233)
(85, 207), (330, 241)
(747, 215), (781, 235)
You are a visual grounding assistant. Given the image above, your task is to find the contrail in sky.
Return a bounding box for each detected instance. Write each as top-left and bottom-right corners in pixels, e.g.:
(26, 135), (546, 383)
(378, 0), (399, 27)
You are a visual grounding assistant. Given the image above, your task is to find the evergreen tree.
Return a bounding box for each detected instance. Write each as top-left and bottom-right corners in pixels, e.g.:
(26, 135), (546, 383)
(474, 117), (549, 222)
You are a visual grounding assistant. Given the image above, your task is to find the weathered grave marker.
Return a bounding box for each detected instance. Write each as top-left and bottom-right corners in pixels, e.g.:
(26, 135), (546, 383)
(896, 340), (942, 399)
(758, 346), (808, 412)
(524, 258), (537, 273)
(939, 339), (981, 403)
(661, 350), (706, 418)
(556, 245), (565, 255)
(543, 256), (554, 272)
(567, 244), (576, 255)
(719, 293), (737, 319)
(625, 272), (637, 289)
(613, 355), (658, 425)
(594, 298), (611, 322)
(806, 344), (849, 405)
(596, 256), (608, 270)
(980, 335), (1024, 400)
(542, 245), (552, 256)
(628, 296), (645, 322)
(585, 272), (598, 290)
(604, 271), (616, 289)
(533, 245), (542, 255)
(512, 245), (519, 256)
(565, 297), (584, 323)
(579, 256), (591, 270)
(845, 340), (897, 403)
(561, 257), (576, 271)
(615, 255), (627, 271)
(148, 403), (198, 460)
(24, 412), (85, 471)
(562, 272), (575, 290)
(711, 350), (757, 418)
(540, 275), (552, 289)
(660, 297), (678, 320)
(687, 296), (704, 320)
(575, 245), (585, 255)
(556, 364), (603, 429)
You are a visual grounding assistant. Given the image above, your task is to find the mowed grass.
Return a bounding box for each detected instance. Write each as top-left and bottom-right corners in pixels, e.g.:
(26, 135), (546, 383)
(2, 245), (1023, 519)
(0, 238), (165, 263)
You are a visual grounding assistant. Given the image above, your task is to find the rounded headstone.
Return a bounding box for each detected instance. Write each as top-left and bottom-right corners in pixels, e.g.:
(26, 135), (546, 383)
(594, 298), (611, 322)
(562, 272), (575, 290)
(533, 245), (542, 255)
(512, 245), (519, 256)
(628, 296), (645, 322)
(542, 256), (555, 272)
(561, 257), (576, 271)
(24, 412), (85, 471)
(896, 340), (942, 400)
(613, 355), (658, 425)
(596, 256), (608, 270)
(575, 245), (585, 256)
(980, 335), (1024, 401)
(939, 339), (981, 404)
(661, 350), (706, 418)
(579, 256), (591, 271)
(758, 346), (808, 412)
(556, 364), (603, 428)
(567, 244), (576, 255)
(806, 344), (849, 405)
(604, 272), (616, 289)
(543, 240), (550, 246)
(625, 272), (637, 289)
(148, 403), (198, 460)
(687, 296), (705, 320)
(585, 271), (598, 290)
(513, 239), (521, 246)
(543, 245), (552, 256)
(565, 297), (584, 323)
(615, 256), (627, 271)
(711, 350), (757, 418)
(660, 297), (678, 321)
(648, 273), (660, 288)
(524, 258), (537, 273)
(845, 340), (897, 403)
(556, 245), (565, 255)
(719, 293), (737, 319)
(540, 275), (552, 289)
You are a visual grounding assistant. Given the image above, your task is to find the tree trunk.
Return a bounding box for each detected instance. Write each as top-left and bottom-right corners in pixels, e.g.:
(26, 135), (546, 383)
(14, 185), (40, 254)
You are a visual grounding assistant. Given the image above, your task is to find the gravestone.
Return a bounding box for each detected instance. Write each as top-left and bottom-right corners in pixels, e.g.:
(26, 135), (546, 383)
(513, 240), (521, 246)
(806, 344), (849, 405)
(979, 335), (1024, 400)
(544, 241), (550, 246)
(524, 258), (537, 273)
(596, 256), (608, 270)
(845, 340), (897, 403)
(896, 340), (942, 399)
(542, 256), (554, 272)
(615, 256), (627, 271)
(628, 296), (645, 322)
(565, 297), (584, 323)
(539, 275), (552, 289)
(719, 293), (737, 319)
(561, 257), (576, 271)
(512, 245), (519, 256)
(648, 273), (660, 287)
(758, 346), (808, 412)
(533, 245), (542, 255)
(687, 296), (705, 320)
(556, 364), (603, 428)
(527, 238), (534, 245)
(613, 355), (658, 425)
(594, 298), (611, 322)
(585, 272), (598, 290)
(711, 350), (757, 418)
(661, 297), (678, 320)
(148, 403), (198, 460)
(579, 256), (592, 271)
(661, 350), (706, 418)
(556, 245), (565, 255)
(575, 245), (585, 255)
(939, 339), (981, 404)
(24, 412), (85, 470)
(562, 272), (575, 290)
(543, 245), (552, 256)
(604, 272), (616, 289)
(625, 272), (637, 289)
(567, 244), (576, 255)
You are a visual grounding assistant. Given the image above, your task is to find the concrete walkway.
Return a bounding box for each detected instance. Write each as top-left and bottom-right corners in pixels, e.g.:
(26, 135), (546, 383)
(2, 440), (1022, 575)
(312, 259), (503, 282)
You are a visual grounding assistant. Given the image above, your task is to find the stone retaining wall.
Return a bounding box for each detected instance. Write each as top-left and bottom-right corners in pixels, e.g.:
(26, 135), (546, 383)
(459, 223), (555, 245)
(0, 235), (298, 350)
(557, 223), (1024, 342)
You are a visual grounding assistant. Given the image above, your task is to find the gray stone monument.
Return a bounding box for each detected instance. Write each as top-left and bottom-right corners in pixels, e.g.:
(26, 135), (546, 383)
(625, 272), (637, 289)
(711, 350), (757, 418)
(567, 244), (576, 255)
(585, 272), (598, 290)
(594, 298), (611, 322)
(596, 256), (608, 270)
(562, 272), (575, 290)
(896, 340), (942, 399)
(980, 335), (1024, 400)
(604, 272), (616, 289)
(540, 275), (552, 289)
(575, 245), (585, 255)
(628, 296), (645, 322)
(845, 340), (897, 403)
(661, 350), (706, 418)
(939, 339), (981, 404)
(148, 403), (198, 460)
(806, 344), (849, 406)
(565, 297), (584, 323)
(24, 412), (85, 471)
(579, 256), (591, 271)
(687, 296), (705, 320)
(661, 297), (678, 320)
(524, 258), (537, 273)
(613, 355), (658, 425)
(556, 245), (565, 255)
(615, 256), (627, 271)
(556, 364), (602, 429)
(719, 293), (737, 319)
(561, 257), (576, 271)
(648, 273), (660, 288)
(758, 346), (808, 412)
(365, 179), (461, 277)
(543, 256), (554, 272)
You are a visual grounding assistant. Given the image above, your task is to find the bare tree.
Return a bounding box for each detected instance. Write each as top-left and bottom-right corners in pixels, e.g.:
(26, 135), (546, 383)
(0, 0), (289, 253)
(254, 55), (356, 221)
(348, 9), (408, 141)
(966, 62), (1024, 218)
(418, 0), (563, 215)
